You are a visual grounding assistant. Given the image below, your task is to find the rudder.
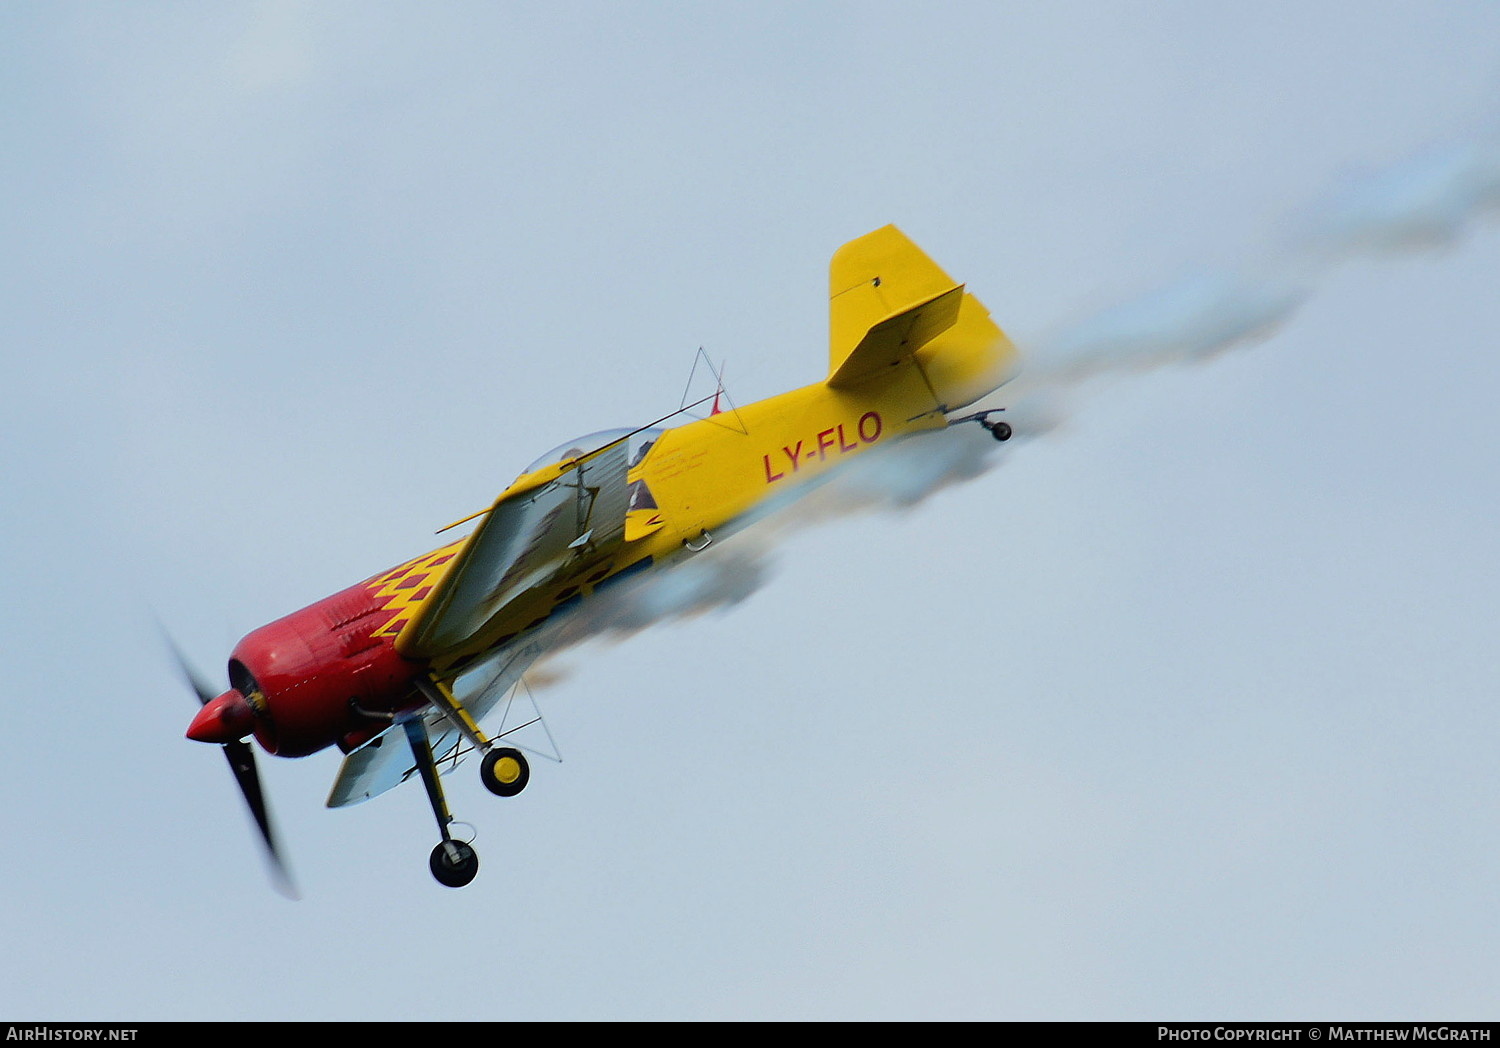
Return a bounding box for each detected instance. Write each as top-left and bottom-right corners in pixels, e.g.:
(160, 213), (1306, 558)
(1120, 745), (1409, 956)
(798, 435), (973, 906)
(827, 226), (1018, 408)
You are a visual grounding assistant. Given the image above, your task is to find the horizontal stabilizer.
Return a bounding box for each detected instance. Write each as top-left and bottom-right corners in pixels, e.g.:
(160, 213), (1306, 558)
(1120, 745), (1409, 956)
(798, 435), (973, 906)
(827, 283), (964, 387)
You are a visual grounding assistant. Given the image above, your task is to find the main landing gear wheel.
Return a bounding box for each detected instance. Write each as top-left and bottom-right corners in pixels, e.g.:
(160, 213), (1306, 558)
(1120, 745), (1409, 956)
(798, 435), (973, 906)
(985, 420), (1012, 442)
(481, 747), (530, 797)
(429, 840), (479, 888)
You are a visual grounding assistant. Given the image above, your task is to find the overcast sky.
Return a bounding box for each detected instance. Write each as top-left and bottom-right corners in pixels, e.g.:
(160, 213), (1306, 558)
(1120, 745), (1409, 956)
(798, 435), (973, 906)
(3, 2), (1499, 1021)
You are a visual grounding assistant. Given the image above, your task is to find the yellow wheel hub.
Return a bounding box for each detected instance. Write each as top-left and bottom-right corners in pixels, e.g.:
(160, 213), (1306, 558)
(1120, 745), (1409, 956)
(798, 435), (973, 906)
(494, 756), (521, 784)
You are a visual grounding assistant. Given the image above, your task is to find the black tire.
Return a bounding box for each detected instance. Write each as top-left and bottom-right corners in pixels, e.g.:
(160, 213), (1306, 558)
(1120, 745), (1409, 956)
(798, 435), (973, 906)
(989, 421), (1012, 442)
(481, 747), (530, 798)
(429, 840), (479, 888)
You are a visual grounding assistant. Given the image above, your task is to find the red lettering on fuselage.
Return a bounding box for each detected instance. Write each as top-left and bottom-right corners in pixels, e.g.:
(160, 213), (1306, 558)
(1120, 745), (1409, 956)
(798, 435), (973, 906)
(784, 440), (805, 472)
(762, 412), (884, 483)
(816, 428), (837, 461)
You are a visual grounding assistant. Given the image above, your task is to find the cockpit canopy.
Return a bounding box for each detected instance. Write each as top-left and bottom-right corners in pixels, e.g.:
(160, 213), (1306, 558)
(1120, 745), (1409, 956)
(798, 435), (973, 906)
(522, 427), (664, 476)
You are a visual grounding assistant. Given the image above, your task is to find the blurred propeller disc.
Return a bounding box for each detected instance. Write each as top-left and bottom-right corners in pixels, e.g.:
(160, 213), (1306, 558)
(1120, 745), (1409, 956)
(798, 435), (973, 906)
(165, 631), (299, 899)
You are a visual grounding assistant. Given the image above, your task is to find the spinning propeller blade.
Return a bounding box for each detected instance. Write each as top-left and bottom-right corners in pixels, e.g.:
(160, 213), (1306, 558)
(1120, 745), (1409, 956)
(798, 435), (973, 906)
(166, 636), (299, 899)
(163, 632), (218, 706)
(220, 737), (297, 899)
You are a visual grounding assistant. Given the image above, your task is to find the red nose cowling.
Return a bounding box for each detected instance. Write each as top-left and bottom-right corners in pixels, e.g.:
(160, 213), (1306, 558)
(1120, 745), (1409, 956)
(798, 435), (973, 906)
(185, 580), (427, 758)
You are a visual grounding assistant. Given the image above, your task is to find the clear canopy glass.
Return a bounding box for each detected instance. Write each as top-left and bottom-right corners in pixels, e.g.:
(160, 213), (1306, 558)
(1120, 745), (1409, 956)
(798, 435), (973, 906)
(522, 427), (664, 475)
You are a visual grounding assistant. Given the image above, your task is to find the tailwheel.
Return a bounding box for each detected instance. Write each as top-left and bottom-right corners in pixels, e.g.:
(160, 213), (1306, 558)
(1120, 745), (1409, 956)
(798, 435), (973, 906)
(481, 747), (530, 798)
(429, 840), (479, 888)
(949, 408), (1012, 442)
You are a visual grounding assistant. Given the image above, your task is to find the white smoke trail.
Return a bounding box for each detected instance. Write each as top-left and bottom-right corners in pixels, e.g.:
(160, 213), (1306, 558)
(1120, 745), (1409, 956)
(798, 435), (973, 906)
(1303, 139), (1500, 256)
(1010, 132), (1500, 431)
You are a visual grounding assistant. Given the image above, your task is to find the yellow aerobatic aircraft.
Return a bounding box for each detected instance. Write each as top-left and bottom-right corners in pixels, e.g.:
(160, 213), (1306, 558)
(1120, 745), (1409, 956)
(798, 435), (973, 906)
(178, 225), (1019, 892)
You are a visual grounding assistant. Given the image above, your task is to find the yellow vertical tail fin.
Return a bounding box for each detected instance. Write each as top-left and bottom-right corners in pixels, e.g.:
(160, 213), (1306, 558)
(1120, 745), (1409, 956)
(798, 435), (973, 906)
(828, 226), (1018, 407)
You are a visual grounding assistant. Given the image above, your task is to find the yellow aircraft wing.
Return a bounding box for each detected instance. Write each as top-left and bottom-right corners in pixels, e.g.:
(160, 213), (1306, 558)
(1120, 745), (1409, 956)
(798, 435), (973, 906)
(396, 440), (631, 663)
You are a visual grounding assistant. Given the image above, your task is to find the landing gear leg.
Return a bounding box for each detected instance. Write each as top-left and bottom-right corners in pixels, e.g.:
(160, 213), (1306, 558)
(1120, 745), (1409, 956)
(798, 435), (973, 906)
(417, 674), (533, 799)
(401, 716), (479, 888)
(416, 675), (494, 754)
